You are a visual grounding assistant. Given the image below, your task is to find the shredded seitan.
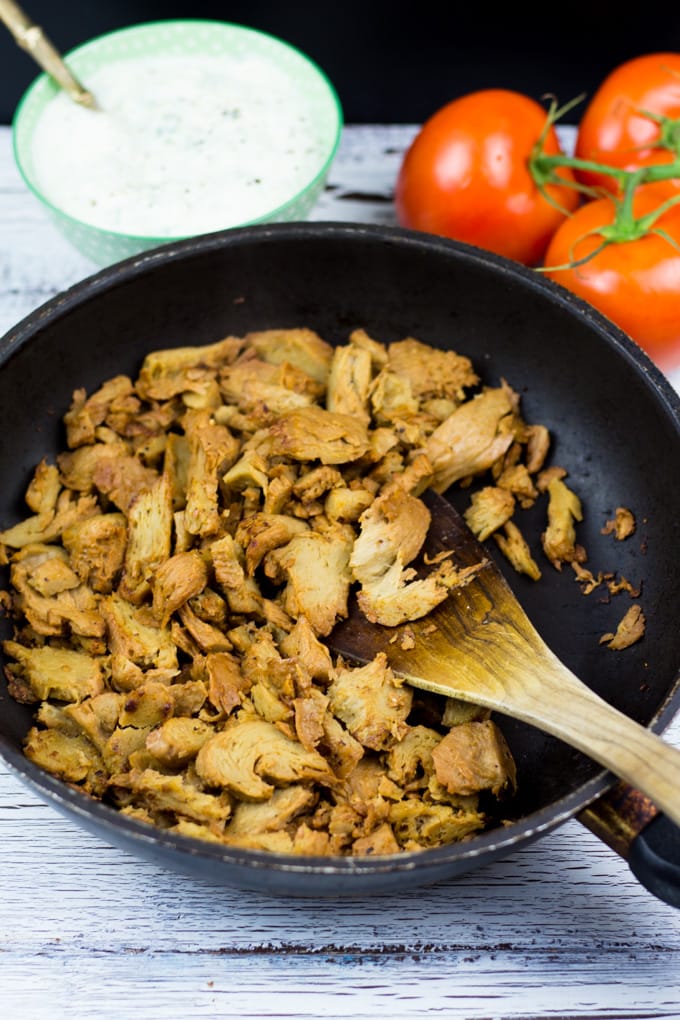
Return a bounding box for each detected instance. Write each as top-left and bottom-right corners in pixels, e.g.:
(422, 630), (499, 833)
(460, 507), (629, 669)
(0, 327), (643, 856)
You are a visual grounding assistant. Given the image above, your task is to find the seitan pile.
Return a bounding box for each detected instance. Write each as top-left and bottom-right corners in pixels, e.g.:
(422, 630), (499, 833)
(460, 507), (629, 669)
(0, 326), (643, 856)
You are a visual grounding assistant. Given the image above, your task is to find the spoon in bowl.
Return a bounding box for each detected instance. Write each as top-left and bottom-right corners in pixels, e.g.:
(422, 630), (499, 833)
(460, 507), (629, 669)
(0, 0), (96, 108)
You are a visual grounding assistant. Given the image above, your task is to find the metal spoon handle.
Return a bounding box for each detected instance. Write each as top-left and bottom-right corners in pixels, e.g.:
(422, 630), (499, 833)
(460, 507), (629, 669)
(0, 0), (96, 108)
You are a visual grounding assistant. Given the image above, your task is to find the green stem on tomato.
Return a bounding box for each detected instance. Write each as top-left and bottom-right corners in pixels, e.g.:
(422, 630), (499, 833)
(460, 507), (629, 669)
(528, 99), (680, 254)
(634, 107), (680, 157)
(659, 116), (680, 156)
(531, 97), (680, 270)
(535, 232), (611, 274)
(530, 148), (680, 192)
(529, 91), (680, 201)
(609, 184), (680, 241)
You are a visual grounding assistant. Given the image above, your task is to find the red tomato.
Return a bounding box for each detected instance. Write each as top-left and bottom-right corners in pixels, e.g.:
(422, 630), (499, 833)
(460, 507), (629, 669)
(543, 184), (680, 373)
(574, 52), (680, 195)
(395, 89), (580, 266)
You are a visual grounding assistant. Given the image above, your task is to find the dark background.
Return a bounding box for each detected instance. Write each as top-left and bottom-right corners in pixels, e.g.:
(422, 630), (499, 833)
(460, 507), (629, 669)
(2, 3), (680, 124)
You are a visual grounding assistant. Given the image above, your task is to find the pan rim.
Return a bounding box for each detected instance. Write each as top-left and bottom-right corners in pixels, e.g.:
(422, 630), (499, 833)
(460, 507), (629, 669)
(2, 220), (680, 417)
(0, 735), (641, 879)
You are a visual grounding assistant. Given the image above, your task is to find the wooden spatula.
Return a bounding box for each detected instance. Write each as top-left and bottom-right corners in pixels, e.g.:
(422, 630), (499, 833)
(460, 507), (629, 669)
(328, 488), (680, 828)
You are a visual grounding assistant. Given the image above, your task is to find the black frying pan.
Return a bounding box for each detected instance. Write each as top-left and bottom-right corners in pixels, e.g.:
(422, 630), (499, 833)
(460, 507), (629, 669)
(1, 222), (679, 900)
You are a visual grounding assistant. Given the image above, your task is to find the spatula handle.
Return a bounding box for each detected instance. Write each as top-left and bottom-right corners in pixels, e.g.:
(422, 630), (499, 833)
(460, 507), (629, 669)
(514, 662), (680, 907)
(516, 657), (680, 829)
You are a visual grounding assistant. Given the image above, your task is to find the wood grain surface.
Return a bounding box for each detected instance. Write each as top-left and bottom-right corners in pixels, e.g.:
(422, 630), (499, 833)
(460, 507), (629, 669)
(1, 124), (679, 1020)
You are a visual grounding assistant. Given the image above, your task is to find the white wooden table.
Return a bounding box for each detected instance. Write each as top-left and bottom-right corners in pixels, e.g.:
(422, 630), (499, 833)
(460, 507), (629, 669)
(1, 122), (680, 1020)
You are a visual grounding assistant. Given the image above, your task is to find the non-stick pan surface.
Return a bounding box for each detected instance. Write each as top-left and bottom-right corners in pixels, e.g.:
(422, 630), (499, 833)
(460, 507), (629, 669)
(0, 222), (679, 896)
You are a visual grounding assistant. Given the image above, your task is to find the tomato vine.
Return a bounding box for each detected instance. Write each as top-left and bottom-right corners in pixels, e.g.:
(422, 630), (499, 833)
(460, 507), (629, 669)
(528, 95), (680, 267)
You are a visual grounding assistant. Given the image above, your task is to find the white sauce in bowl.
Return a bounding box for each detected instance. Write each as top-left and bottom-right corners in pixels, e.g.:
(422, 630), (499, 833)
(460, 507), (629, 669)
(28, 53), (337, 237)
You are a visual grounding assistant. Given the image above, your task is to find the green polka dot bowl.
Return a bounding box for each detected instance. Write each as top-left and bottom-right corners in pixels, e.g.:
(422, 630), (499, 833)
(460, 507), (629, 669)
(12, 19), (343, 267)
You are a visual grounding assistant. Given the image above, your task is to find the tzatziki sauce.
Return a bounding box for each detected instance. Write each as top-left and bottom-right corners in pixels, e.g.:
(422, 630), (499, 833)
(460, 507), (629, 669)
(29, 53), (336, 236)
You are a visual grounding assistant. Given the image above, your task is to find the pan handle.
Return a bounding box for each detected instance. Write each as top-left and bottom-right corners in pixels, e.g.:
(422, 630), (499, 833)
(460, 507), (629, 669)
(578, 782), (680, 908)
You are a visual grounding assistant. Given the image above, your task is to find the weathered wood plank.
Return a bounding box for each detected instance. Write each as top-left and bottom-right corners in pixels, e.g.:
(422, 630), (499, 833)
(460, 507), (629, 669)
(3, 949), (680, 1019)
